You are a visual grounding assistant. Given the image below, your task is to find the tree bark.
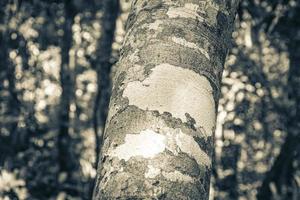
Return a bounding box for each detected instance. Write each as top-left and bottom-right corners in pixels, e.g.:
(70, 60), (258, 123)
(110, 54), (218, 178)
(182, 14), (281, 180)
(93, 0), (239, 199)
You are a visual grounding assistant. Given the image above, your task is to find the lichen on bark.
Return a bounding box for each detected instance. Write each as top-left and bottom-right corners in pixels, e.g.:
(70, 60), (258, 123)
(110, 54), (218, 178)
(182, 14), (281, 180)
(93, 0), (239, 199)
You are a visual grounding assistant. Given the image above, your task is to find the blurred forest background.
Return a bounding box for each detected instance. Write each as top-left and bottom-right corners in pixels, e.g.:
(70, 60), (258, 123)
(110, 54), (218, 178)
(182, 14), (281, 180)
(0, 0), (299, 199)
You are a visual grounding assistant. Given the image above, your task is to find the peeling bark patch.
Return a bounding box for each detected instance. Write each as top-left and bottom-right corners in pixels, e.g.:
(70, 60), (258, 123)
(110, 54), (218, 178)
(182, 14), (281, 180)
(145, 165), (161, 178)
(174, 131), (211, 167)
(167, 3), (204, 21)
(109, 127), (211, 167)
(145, 164), (194, 183)
(148, 20), (163, 31)
(171, 36), (210, 60)
(123, 63), (216, 136)
(162, 128), (211, 167)
(162, 170), (194, 183)
(111, 129), (166, 161)
(148, 19), (164, 38)
(128, 49), (140, 63)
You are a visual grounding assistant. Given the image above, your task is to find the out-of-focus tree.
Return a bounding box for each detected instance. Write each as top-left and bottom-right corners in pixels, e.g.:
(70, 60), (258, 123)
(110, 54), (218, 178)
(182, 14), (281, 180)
(89, 0), (119, 170)
(57, 0), (79, 194)
(213, 0), (300, 199)
(256, 1), (300, 199)
(0, 0), (114, 199)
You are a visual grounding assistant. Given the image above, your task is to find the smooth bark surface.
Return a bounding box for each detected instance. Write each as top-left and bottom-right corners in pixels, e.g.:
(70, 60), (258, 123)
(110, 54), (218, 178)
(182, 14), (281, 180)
(93, 0), (239, 199)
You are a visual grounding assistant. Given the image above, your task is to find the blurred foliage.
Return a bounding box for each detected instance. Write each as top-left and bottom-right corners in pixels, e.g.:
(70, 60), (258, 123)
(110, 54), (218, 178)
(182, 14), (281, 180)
(213, 0), (300, 199)
(0, 0), (299, 199)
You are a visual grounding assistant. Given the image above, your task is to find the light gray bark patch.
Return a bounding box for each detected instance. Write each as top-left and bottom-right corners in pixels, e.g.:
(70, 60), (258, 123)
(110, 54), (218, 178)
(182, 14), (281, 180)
(163, 128), (212, 167)
(137, 41), (222, 95)
(145, 165), (161, 178)
(162, 170), (194, 182)
(148, 19), (164, 37)
(110, 129), (166, 161)
(104, 106), (212, 155)
(123, 63), (216, 136)
(166, 3), (205, 21)
(114, 62), (146, 86)
(107, 127), (211, 167)
(171, 36), (210, 60)
(99, 106), (212, 199)
(148, 19), (164, 31)
(125, 0), (163, 32)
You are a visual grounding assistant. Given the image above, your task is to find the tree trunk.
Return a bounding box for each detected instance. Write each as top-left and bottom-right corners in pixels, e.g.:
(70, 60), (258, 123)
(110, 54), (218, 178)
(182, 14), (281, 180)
(93, 0), (119, 169)
(0, 3), (22, 164)
(93, 0), (239, 199)
(90, 0), (119, 198)
(58, 0), (77, 176)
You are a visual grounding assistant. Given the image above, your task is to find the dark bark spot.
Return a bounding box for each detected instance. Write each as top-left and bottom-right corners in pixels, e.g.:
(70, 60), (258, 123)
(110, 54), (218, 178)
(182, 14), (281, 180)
(153, 180), (160, 186)
(193, 135), (213, 156)
(184, 113), (197, 131)
(217, 11), (228, 35)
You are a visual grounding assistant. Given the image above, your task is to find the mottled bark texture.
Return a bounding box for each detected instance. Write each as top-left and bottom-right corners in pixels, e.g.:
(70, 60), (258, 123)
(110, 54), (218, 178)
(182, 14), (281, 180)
(93, 0), (239, 199)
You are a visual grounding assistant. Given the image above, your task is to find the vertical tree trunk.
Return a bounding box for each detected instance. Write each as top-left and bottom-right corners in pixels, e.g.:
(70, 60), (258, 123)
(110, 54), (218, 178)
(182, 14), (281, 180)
(58, 0), (77, 176)
(90, 0), (119, 198)
(0, 2), (22, 162)
(217, 144), (240, 198)
(1, 33), (21, 158)
(93, 0), (119, 169)
(93, 0), (239, 199)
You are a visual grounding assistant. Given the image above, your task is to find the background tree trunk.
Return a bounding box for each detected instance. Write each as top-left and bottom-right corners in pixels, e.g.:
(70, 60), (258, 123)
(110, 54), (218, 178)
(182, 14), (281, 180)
(57, 0), (77, 182)
(89, 0), (119, 197)
(92, 0), (119, 169)
(93, 0), (239, 199)
(0, 1), (23, 166)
